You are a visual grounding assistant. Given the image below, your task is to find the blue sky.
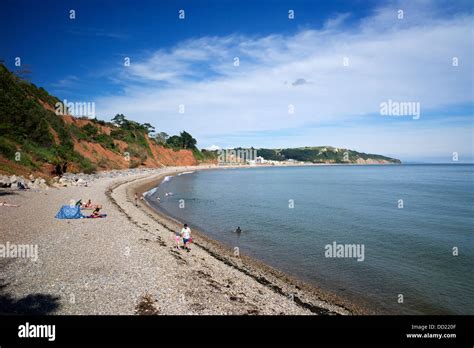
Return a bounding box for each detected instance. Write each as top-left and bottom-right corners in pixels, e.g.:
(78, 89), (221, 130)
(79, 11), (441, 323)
(1, 0), (473, 162)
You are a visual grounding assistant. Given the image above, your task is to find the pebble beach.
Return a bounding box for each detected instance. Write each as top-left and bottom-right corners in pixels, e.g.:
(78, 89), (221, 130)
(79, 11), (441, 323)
(0, 166), (363, 315)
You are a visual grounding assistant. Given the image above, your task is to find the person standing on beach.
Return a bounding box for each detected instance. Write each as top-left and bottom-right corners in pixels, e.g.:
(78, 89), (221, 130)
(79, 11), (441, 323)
(174, 229), (181, 250)
(134, 193), (138, 207)
(181, 223), (192, 252)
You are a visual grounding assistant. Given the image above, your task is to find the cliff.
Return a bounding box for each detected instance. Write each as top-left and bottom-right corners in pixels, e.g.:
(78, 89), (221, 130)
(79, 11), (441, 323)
(0, 64), (213, 177)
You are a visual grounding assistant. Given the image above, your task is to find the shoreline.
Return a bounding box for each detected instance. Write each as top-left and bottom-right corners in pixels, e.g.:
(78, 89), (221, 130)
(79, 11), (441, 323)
(0, 165), (371, 315)
(118, 165), (371, 315)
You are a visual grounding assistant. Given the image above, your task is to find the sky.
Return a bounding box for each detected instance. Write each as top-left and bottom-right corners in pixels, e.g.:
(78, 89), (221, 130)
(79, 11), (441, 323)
(1, 0), (473, 162)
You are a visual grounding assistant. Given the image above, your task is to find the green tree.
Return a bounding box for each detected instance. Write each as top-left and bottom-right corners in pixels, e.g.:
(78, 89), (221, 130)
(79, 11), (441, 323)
(143, 123), (155, 135)
(166, 135), (182, 149)
(180, 131), (197, 149)
(165, 131), (197, 149)
(154, 132), (169, 144)
(111, 114), (126, 127)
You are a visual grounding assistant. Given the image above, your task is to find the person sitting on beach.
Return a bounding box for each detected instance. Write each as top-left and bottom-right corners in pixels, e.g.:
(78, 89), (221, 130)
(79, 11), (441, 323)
(0, 201), (19, 207)
(17, 182), (28, 190)
(82, 199), (93, 209)
(181, 223), (192, 252)
(90, 205), (103, 218)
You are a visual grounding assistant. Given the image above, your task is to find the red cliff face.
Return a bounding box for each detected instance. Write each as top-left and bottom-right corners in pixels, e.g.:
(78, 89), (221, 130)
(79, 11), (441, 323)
(66, 119), (200, 172)
(62, 115), (201, 169)
(0, 109), (203, 177)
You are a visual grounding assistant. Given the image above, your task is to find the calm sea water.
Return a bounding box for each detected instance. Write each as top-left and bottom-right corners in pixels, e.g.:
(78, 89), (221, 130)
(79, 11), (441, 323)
(145, 165), (474, 314)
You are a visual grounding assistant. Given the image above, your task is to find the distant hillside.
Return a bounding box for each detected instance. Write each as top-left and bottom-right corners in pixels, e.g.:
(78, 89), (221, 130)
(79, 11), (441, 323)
(257, 146), (400, 164)
(0, 64), (216, 177)
(0, 63), (399, 177)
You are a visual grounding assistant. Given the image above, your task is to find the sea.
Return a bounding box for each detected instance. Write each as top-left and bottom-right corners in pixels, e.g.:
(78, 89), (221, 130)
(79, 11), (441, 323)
(144, 164), (474, 314)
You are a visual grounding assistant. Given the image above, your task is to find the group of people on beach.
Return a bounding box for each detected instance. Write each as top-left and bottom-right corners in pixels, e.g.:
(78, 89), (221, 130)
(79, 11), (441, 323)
(174, 224), (192, 252)
(133, 191), (192, 252)
(76, 198), (104, 218)
(133, 191), (171, 207)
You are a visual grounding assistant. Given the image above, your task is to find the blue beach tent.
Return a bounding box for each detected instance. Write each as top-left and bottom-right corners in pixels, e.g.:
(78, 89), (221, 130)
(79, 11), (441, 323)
(55, 205), (84, 219)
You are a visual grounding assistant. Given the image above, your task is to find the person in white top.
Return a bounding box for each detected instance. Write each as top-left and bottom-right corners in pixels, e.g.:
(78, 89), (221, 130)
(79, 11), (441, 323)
(181, 223), (192, 252)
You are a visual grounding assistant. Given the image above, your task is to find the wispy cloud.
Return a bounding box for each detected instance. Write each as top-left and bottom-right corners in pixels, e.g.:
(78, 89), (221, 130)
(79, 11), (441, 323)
(51, 75), (80, 88)
(95, 0), (473, 160)
(323, 12), (351, 30)
(69, 27), (129, 40)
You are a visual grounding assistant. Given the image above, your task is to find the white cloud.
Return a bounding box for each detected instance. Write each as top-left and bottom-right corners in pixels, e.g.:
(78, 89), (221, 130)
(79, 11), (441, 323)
(206, 145), (220, 151)
(96, 1), (473, 160)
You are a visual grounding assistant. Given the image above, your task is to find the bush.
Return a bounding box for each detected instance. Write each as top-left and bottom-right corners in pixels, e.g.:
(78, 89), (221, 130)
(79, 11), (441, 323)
(82, 165), (97, 174)
(82, 123), (99, 138)
(0, 137), (17, 159)
(95, 133), (116, 151)
(129, 160), (140, 169)
(97, 157), (108, 168)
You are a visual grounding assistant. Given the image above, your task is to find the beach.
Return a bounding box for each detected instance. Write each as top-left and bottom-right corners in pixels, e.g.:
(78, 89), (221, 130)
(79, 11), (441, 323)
(0, 166), (362, 315)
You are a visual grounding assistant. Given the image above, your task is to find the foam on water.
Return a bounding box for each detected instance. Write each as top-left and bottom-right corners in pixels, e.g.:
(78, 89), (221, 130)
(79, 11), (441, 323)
(177, 171), (195, 176)
(143, 187), (158, 197)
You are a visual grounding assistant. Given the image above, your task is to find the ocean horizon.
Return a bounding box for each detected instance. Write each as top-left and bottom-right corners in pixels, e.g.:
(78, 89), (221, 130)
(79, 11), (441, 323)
(145, 164), (474, 315)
